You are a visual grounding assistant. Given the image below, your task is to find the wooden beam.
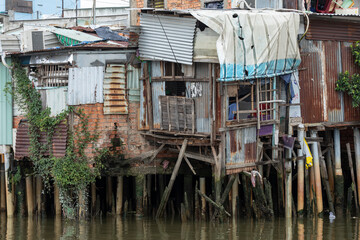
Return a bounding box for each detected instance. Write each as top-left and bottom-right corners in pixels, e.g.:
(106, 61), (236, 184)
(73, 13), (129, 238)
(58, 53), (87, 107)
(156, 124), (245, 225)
(148, 144), (166, 163)
(156, 139), (188, 218)
(196, 188), (231, 217)
(177, 146), (196, 175)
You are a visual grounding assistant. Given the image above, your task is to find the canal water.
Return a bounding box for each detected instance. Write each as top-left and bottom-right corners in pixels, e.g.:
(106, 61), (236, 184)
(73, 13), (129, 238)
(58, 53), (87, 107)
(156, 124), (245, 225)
(1, 213), (360, 239)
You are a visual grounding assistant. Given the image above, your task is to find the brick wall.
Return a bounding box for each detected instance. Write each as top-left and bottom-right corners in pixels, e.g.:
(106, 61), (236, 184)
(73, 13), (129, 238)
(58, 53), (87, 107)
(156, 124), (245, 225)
(167, 0), (201, 9)
(73, 102), (152, 159)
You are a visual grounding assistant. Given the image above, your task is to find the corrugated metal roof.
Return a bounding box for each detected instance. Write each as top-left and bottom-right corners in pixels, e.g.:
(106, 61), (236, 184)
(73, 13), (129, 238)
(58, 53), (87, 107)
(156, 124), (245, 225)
(15, 121), (67, 160)
(0, 62), (12, 145)
(0, 35), (21, 53)
(50, 27), (102, 43)
(103, 64), (128, 114)
(46, 87), (68, 117)
(127, 64), (140, 102)
(68, 67), (104, 105)
(139, 13), (197, 65)
(306, 17), (360, 42)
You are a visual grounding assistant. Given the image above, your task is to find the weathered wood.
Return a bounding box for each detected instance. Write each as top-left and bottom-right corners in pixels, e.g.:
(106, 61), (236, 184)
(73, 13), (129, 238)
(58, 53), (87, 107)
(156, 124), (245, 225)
(232, 175), (239, 218)
(177, 146), (196, 175)
(106, 177), (113, 213)
(148, 144), (166, 163)
(169, 148), (215, 165)
(26, 176), (34, 216)
(4, 148), (14, 217)
(116, 176), (123, 215)
(135, 175), (144, 216)
(211, 174), (236, 220)
(91, 182), (96, 216)
(200, 177), (206, 219)
(347, 143), (359, 213)
(156, 139), (188, 218)
(144, 63), (153, 129)
(196, 188), (231, 217)
(35, 176), (42, 215)
(319, 159), (335, 214)
(54, 184), (61, 216)
(0, 166), (5, 212)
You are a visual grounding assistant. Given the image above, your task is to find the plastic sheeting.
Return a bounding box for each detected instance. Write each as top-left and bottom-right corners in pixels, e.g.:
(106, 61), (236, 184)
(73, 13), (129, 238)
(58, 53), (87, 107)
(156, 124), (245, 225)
(190, 10), (301, 81)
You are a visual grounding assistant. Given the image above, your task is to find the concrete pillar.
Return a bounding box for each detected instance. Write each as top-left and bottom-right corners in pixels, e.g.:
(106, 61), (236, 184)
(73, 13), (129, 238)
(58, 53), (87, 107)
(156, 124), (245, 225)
(297, 124), (305, 215)
(334, 128), (344, 208)
(4, 145), (14, 217)
(310, 130), (323, 215)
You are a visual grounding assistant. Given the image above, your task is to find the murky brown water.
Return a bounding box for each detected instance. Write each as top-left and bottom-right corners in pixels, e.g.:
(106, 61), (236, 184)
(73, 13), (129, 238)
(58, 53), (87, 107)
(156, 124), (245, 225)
(1, 213), (360, 239)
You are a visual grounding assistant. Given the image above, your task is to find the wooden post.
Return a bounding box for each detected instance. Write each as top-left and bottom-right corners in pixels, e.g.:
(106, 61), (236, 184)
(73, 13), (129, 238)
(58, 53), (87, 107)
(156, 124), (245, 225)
(91, 182), (96, 216)
(297, 124), (305, 216)
(347, 143), (359, 213)
(106, 177), (113, 213)
(116, 176), (123, 215)
(54, 184), (61, 216)
(200, 177), (206, 219)
(310, 130), (323, 216)
(285, 136), (292, 219)
(231, 174), (239, 218)
(135, 175), (144, 217)
(144, 62), (153, 129)
(78, 189), (86, 219)
(35, 176), (42, 215)
(334, 129), (344, 211)
(354, 127), (360, 209)
(184, 175), (193, 217)
(4, 145), (14, 217)
(156, 138), (188, 218)
(319, 158), (335, 215)
(26, 176), (34, 216)
(325, 131), (335, 200)
(0, 163), (6, 212)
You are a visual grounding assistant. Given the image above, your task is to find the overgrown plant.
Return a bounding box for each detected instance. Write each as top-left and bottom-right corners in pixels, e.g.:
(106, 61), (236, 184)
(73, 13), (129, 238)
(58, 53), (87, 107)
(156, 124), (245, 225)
(336, 41), (360, 107)
(8, 60), (105, 219)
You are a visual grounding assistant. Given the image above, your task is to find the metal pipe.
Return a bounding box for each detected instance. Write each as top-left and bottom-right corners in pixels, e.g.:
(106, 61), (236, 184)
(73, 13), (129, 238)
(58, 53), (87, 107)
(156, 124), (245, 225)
(310, 131), (323, 215)
(297, 124), (305, 214)
(354, 127), (360, 208)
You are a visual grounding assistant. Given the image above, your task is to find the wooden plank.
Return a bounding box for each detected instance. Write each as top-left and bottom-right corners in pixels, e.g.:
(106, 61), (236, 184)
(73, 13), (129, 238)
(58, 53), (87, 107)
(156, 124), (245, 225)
(196, 188), (231, 217)
(156, 139), (188, 218)
(226, 162), (257, 170)
(148, 143), (166, 163)
(191, 99), (195, 134)
(167, 96), (171, 131)
(347, 143), (359, 213)
(177, 146), (196, 175)
(256, 79), (260, 130)
(236, 86), (240, 122)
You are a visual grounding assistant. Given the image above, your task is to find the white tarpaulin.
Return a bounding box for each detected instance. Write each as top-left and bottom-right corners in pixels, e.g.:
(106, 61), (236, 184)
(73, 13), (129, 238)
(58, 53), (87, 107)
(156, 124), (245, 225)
(190, 10), (301, 81)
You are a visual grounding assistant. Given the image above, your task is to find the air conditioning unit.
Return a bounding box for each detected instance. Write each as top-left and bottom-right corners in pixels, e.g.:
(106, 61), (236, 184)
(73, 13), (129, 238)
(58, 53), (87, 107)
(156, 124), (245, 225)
(22, 30), (45, 52)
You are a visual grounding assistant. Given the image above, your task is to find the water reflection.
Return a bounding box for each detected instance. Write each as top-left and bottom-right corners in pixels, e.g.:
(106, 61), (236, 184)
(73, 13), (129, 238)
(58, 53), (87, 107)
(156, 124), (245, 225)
(1, 214), (360, 239)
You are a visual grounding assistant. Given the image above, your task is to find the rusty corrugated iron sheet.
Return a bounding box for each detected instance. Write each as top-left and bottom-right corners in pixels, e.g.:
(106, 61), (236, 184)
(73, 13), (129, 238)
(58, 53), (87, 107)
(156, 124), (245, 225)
(225, 127), (257, 174)
(299, 42), (324, 123)
(306, 17), (360, 42)
(324, 41), (343, 123)
(15, 122), (67, 160)
(341, 42), (360, 122)
(103, 64), (128, 114)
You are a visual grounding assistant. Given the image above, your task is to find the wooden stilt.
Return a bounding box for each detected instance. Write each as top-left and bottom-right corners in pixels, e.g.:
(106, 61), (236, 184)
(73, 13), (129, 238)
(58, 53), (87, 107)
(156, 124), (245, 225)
(26, 176), (34, 216)
(135, 175), (144, 216)
(310, 131), (323, 216)
(347, 143), (359, 213)
(319, 158), (335, 215)
(297, 124), (305, 216)
(325, 131), (335, 200)
(334, 128), (344, 211)
(354, 128), (360, 209)
(184, 175), (193, 217)
(54, 184), (61, 216)
(195, 188), (231, 217)
(35, 176), (42, 215)
(156, 139), (188, 218)
(200, 177), (206, 220)
(285, 142), (292, 219)
(106, 177), (113, 213)
(211, 174), (236, 220)
(116, 176), (123, 215)
(231, 174), (239, 218)
(241, 174), (251, 217)
(91, 182), (96, 216)
(78, 189), (86, 219)
(4, 146), (14, 217)
(0, 163), (6, 212)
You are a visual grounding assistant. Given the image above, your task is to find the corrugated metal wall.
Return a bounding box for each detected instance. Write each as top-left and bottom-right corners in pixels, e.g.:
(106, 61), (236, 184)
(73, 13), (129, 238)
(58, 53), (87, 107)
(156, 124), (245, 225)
(225, 127), (257, 167)
(139, 14), (197, 65)
(68, 66), (104, 105)
(127, 65), (140, 102)
(46, 87), (68, 116)
(152, 81), (165, 129)
(299, 39), (360, 124)
(103, 64), (128, 114)
(44, 32), (63, 49)
(0, 63), (12, 145)
(0, 35), (21, 53)
(186, 81), (211, 133)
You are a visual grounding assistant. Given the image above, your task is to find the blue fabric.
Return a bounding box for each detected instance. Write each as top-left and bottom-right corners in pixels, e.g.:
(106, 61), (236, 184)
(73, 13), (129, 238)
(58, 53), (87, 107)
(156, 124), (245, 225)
(281, 74), (295, 103)
(228, 103), (237, 120)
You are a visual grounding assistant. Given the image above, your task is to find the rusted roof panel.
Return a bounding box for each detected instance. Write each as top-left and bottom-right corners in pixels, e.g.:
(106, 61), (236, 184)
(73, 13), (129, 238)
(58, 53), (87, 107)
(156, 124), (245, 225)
(299, 49), (324, 123)
(306, 18), (360, 42)
(15, 122), (67, 160)
(324, 41), (343, 123)
(103, 64), (128, 114)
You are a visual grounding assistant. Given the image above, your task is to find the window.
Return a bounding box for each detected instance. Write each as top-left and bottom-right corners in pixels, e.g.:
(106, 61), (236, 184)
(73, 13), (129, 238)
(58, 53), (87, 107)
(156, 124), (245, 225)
(37, 65), (69, 87)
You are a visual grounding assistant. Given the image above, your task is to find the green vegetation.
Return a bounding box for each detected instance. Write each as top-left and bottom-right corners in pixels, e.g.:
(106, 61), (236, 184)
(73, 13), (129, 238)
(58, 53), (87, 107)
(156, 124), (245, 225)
(336, 41), (360, 107)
